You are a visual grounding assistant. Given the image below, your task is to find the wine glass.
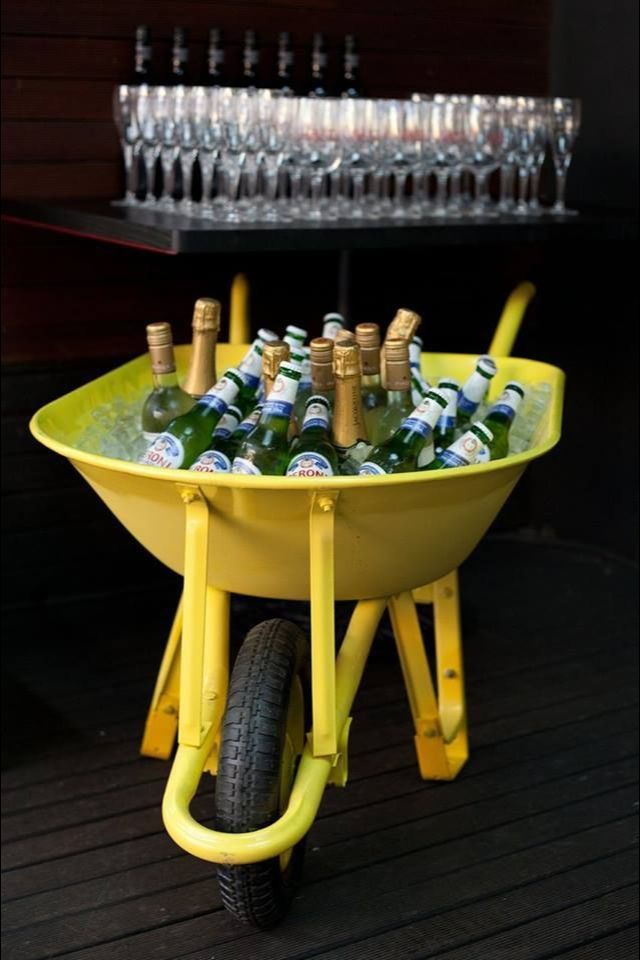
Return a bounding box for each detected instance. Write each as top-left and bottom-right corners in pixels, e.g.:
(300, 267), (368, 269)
(174, 86), (199, 214)
(295, 98), (342, 220)
(463, 95), (504, 217)
(548, 97), (582, 215)
(135, 85), (163, 205)
(112, 85), (141, 205)
(430, 94), (467, 218)
(154, 86), (180, 209)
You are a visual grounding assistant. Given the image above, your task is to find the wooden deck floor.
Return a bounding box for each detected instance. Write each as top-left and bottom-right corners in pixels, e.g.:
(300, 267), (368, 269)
(1, 537), (638, 960)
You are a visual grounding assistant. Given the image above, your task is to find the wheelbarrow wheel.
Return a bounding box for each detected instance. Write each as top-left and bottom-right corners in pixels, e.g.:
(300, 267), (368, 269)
(215, 618), (310, 928)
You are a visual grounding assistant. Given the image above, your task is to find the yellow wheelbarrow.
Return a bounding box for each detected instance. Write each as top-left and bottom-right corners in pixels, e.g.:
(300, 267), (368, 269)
(30, 282), (564, 928)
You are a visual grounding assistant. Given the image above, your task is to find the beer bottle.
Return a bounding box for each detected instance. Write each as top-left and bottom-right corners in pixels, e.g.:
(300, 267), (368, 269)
(359, 389), (448, 475)
(286, 396), (339, 477)
(283, 324), (308, 350)
(477, 381), (525, 461)
(232, 361), (301, 475)
(322, 312), (346, 340)
(261, 340), (290, 398)
(141, 322), (194, 441)
(332, 341), (370, 474)
(355, 322), (387, 437)
(433, 378), (460, 454)
(423, 422), (494, 471)
(293, 345), (313, 424)
(235, 337), (266, 414)
(409, 335), (431, 406)
(371, 338), (414, 445)
(182, 298), (221, 398)
(188, 404), (242, 473)
(381, 307), (422, 388)
(140, 368), (245, 469)
(457, 356), (497, 431)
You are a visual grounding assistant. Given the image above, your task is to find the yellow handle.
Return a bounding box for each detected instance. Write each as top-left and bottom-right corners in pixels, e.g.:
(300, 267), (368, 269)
(228, 273), (250, 345)
(488, 281), (536, 358)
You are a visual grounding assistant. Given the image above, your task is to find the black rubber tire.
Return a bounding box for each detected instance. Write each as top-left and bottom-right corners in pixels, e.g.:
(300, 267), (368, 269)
(214, 618), (310, 929)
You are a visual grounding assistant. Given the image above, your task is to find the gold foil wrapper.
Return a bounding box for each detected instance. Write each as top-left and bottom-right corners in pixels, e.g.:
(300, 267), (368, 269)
(385, 308), (422, 344)
(192, 298), (221, 332)
(334, 329), (356, 346)
(384, 338), (411, 391)
(333, 342), (362, 379)
(261, 340), (290, 380)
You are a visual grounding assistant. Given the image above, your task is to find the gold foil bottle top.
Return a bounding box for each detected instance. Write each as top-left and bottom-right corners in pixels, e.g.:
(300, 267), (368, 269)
(192, 298), (221, 332)
(310, 337), (335, 390)
(333, 342), (362, 379)
(334, 329), (356, 346)
(385, 308), (422, 344)
(355, 323), (381, 376)
(261, 340), (290, 380)
(384, 338), (411, 391)
(146, 322), (176, 375)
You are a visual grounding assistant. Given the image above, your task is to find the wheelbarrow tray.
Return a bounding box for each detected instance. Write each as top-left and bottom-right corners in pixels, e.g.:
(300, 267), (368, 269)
(30, 344), (565, 602)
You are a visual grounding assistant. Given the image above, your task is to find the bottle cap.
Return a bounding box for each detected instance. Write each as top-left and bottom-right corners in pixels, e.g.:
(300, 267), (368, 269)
(146, 322), (172, 347)
(262, 340), (290, 379)
(384, 338), (411, 390)
(477, 355), (497, 378)
(333, 342), (362, 378)
(310, 338), (334, 389)
(386, 308), (422, 343)
(146, 322), (176, 374)
(505, 380), (525, 398)
(257, 327), (279, 344)
(306, 394), (330, 411)
(310, 337), (334, 363)
(335, 329), (356, 345)
(284, 324), (308, 342)
(192, 298), (221, 332)
(355, 323), (381, 375)
(471, 421), (494, 443)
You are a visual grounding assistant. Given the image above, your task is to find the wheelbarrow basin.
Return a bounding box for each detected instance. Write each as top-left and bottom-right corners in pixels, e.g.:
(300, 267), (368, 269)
(30, 345), (564, 601)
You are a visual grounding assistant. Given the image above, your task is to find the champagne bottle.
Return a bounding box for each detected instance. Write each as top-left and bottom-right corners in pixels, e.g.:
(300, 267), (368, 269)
(457, 356), (497, 431)
(423, 422), (494, 471)
(335, 329), (356, 346)
(140, 368), (245, 469)
(322, 312), (346, 340)
(433, 378), (460, 454)
(477, 381), (525, 461)
(358, 389), (448, 475)
(381, 307), (422, 388)
(170, 27), (190, 84)
(182, 298), (221, 398)
(206, 28), (225, 85)
(141, 322), (195, 440)
(286, 396), (339, 477)
(310, 337), (335, 406)
(276, 31), (295, 94)
(240, 29), (260, 87)
(188, 404), (242, 473)
(356, 323), (386, 438)
(232, 362), (301, 475)
(309, 33), (329, 97)
(340, 34), (361, 99)
(133, 25), (153, 84)
(332, 341), (370, 473)
(371, 338), (414, 445)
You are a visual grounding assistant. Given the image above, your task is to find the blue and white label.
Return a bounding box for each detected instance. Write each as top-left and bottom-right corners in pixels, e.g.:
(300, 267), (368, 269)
(436, 415), (456, 432)
(286, 452), (334, 477)
(457, 393), (480, 417)
(140, 433), (185, 469)
(263, 399), (293, 419)
(402, 417), (431, 439)
(438, 448), (471, 468)
(197, 393), (227, 415)
(189, 450), (231, 473)
(231, 457), (262, 475)
(213, 409), (241, 440)
(358, 461), (387, 475)
(487, 402), (516, 421)
(438, 429), (486, 468)
(303, 400), (330, 430)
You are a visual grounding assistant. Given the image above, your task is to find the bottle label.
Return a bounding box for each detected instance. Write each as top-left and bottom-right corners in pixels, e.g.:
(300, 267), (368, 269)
(235, 407), (262, 436)
(287, 452), (334, 477)
(487, 386), (522, 422)
(401, 417), (431, 439)
(189, 450), (231, 473)
(439, 430), (486, 468)
(232, 457), (262, 475)
(198, 372), (242, 415)
(238, 341), (263, 389)
(359, 462), (387, 476)
(303, 401), (330, 430)
(487, 402), (517, 421)
(213, 409), (241, 439)
(436, 415), (456, 432)
(197, 392), (229, 416)
(140, 433), (185, 469)
(459, 368), (493, 413)
(402, 395), (445, 438)
(263, 366), (299, 419)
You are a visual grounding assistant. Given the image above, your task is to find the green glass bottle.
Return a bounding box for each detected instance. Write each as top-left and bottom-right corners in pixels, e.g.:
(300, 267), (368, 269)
(139, 368), (244, 469)
(283, 324), (308, 350)
(433, 378), (460, 454)
(286, 396), (339, 477)
(409, 335), (431, 406)
(456, 356), (497, 432)
(235, 338), (265, 415)
(371, 338), (414, 446)
(232, 361), (301, 475)
(477, 381), (525, 461)
(358, 389), (448, 475)
(423, 422), (494, 471)
(141, 322), (195, 441)
(293, 345), (313, 426)
(188, 404), (242, 473)
(322, 312), (345, 340)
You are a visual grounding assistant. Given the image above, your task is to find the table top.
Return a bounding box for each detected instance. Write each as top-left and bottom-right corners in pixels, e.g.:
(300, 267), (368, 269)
(2, 199), (637, 256)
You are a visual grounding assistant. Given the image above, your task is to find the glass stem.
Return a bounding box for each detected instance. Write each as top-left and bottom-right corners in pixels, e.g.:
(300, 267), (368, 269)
(352, 174), (365, 208)
(123, 142), (135, 202)
(529, 166), (541, 208)
(474, 171), (489, 213)
(180, 153), (195, 204)
(200, 155), (215, 208)
(142, 149), (157, 202)
(517, 166), (529, 211)
(554, 166), (567, 211)
(310, 174), (324, 214)
(435, 170), (449, 212)
(393, 171), (407, 206)
(499, 164), (515, 206)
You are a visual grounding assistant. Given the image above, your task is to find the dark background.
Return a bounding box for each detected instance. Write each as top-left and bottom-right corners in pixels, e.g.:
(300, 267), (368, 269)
(1, 0), (638, 632)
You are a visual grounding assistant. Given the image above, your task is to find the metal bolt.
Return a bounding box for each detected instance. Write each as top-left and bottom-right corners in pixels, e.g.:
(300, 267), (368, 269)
(443, 668), (458, 679)
(423, 727), (437, 738)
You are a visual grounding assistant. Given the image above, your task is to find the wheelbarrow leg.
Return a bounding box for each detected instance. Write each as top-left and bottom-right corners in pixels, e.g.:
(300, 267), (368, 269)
(388, 577), (467, 781)
(140, 595), (183, 759)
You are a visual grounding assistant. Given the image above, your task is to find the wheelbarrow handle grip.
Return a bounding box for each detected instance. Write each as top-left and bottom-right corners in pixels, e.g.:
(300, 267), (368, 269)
(488, 281), (536, 359)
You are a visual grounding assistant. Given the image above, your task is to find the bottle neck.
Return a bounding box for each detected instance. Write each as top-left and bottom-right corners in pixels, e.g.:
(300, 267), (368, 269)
(361, 373), (382, 389)
(332, 374), (368, 448)
(387, 388), (411, 406)
(183, 328), (218, 398)
(152, 369), (179, 390)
